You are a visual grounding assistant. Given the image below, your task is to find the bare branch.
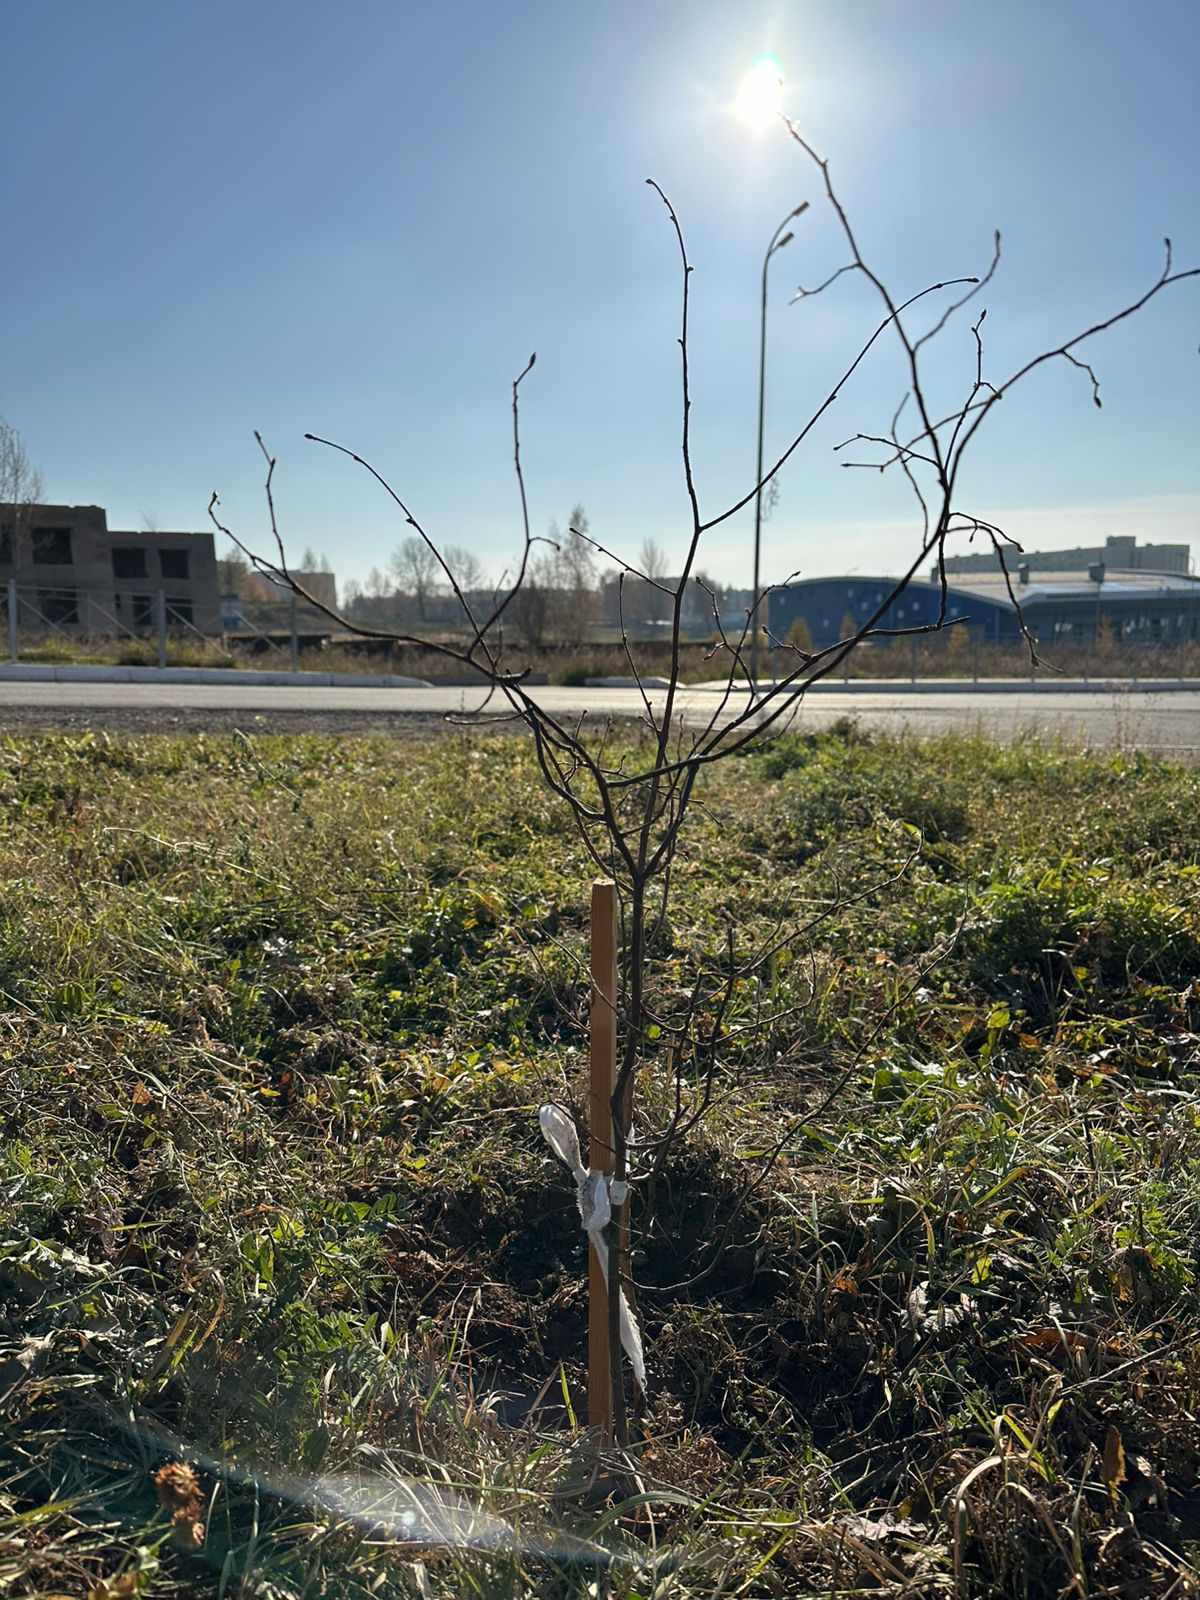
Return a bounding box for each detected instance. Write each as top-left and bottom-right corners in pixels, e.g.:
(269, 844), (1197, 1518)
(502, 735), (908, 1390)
(213, 130), (1197, 1449)
(700, 272), (978, 536)
(790, 262), (856, 301)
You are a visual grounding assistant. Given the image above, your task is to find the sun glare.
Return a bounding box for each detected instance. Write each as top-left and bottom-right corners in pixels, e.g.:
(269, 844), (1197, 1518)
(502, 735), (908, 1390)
(733, 55), (785, 133)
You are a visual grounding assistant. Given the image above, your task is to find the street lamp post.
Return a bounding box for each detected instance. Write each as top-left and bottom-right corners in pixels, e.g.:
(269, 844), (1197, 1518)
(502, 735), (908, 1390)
(749, 203), (807, 692)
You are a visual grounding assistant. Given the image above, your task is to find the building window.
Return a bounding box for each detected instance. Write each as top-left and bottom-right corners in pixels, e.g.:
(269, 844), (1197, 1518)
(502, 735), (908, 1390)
(166, 597), (193, 625)
(159, 548), (190, 581)
(0, 525), (11, 566)
(133, 594), (154, 630)
(39, 589), (79, 627)
(32, 526), (73, 565)
(112, 547), (148, 579)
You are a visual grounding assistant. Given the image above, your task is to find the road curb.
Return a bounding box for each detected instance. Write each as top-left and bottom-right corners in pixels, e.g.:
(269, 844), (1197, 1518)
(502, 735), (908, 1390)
(0, 665), (434, 689)
(689, 677), (1200, 696)
(585, 675), (673, 689)
(1, 664), (1197, 696)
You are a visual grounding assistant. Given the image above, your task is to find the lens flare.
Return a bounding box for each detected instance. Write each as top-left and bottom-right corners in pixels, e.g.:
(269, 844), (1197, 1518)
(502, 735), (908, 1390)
(733, 55), (785, 133)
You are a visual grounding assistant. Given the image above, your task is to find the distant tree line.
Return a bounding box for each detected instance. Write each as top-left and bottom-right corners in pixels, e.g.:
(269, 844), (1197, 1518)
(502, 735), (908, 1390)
(336, 506), (738, 646)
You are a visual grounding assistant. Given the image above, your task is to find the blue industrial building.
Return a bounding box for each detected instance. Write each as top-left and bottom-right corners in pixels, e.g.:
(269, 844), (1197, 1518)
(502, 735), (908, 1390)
(767, 575), (1010, 648)
(767, 544), (1200, 650)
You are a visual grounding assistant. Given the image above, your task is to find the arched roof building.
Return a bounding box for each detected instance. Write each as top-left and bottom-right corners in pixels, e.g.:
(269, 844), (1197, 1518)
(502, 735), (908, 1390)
(767, 576), (1012, 648)
(767, 568), (1200, 650)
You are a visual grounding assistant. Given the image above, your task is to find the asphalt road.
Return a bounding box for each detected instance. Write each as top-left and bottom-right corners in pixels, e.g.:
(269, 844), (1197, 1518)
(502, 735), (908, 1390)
(1, 679), (1199, 753)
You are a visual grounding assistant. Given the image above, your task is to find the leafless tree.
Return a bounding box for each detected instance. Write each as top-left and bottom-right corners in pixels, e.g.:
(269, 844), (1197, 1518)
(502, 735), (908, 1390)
(343, 564), (398, 626)
(216, 542), (250, 596)
(631, 538), (670, 626)
(443, 544), (488, 597)
(510, 510), (597, 646)
(638, 538), (668, 586)
(558, 505), (599, 636)
(212, 124), (1197, 1445)
(0, 419), (44, 578)
(391, 534), (440, 621)
(511, 546), (555, 649)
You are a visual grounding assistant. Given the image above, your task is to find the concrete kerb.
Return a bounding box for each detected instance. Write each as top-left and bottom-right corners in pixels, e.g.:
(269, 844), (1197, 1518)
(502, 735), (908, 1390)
(0, 665), (434, 689)
(1, 664), (1196, 696)
(585, 676), (674, 689)
(0, 664), (56, 682)
(689, 677), (1200, 696)
(56, 665), (135, 683)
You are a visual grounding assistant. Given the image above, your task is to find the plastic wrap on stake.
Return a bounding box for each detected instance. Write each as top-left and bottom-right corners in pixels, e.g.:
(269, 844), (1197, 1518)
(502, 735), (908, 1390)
(539, 1104), (646, 1393)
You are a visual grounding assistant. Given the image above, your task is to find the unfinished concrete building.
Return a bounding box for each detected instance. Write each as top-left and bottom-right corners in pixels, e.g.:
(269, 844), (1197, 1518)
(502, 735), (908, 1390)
(0, 503), (220, 634)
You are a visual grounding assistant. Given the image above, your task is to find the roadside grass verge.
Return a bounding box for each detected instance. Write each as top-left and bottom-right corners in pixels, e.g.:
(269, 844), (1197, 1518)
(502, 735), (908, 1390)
(1, 726), (1198, 1597)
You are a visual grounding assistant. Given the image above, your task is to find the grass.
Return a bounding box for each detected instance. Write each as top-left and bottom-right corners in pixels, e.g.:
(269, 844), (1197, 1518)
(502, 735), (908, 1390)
(9, 631), (1200, 683)
(1, 724), (1199, 1596)
(12, 635), (241, 669)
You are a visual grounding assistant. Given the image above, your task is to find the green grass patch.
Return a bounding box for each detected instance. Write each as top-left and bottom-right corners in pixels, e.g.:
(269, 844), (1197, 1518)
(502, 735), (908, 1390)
(1, 726), (1199, 1596)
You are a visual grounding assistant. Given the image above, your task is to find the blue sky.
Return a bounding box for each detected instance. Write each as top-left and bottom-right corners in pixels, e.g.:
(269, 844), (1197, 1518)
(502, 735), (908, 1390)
(2, 0), (1196, 590)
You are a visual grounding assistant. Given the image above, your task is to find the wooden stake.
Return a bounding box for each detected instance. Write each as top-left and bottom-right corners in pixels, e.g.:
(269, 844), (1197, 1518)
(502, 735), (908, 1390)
(588, 877), (618, 1438)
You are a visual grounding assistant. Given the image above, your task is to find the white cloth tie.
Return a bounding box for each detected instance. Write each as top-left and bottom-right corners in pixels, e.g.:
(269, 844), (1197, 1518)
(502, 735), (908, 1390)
(539, 1104), (646, 1393)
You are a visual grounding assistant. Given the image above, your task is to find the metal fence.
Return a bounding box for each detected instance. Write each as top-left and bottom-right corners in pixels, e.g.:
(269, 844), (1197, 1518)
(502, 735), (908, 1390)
(1, 576), (1198, 683)
(0, 579), (299, 669)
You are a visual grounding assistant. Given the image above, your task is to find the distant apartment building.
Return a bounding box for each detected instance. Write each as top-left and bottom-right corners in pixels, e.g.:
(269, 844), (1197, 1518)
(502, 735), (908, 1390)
(940, 533), (1191, 577)
(0, 503), (220, 633)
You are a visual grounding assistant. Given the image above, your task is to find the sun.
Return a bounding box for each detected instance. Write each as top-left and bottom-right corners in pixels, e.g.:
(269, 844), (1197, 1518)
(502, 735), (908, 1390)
(733, 55), (785, 134)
